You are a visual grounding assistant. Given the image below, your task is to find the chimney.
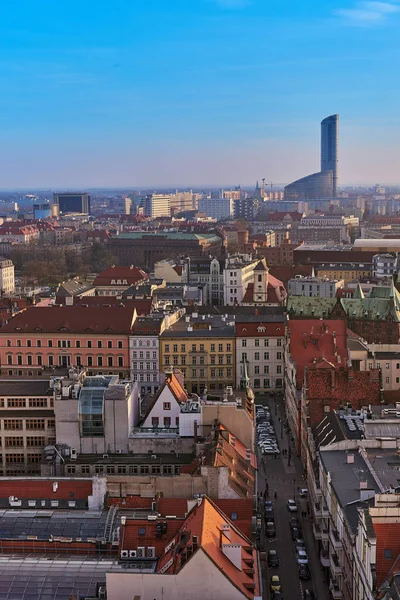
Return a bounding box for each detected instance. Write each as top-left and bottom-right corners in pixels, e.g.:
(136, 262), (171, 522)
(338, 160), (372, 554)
(360, 480), (368, 490)
(222, 523), (231, 540)
(346, 453), (354, 464)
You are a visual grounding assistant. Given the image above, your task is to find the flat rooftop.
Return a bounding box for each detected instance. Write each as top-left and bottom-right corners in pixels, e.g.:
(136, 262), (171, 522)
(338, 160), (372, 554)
(0, 380), (53, 396)
(62, 453), (194, 465)
(161, 314), (235, 338)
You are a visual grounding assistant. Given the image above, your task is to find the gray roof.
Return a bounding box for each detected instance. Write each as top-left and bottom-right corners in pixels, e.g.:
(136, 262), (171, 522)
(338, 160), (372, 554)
(319, 449), (381, 532)
(56, 279), (94, 297)
(0, 554), (113, 600)
(0, 380), (53, 397)
(161, 315), (235, 338)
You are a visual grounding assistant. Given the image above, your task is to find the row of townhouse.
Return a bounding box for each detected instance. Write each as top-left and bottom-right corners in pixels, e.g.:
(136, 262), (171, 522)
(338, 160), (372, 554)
(0, 304), (287, 396)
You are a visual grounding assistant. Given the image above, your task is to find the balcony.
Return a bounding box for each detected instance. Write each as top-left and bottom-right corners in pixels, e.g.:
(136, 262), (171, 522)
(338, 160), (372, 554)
(322, 504), (330, 518)
(314, 502), (322, 518)
(330, 528), (343, 550)
(322, 528), (329, 542)
(312, 478), (323, 499)
(329, 580), (343, 599)
(330, 554), (343, 576)
(320, 551), (330, 568)
(313, 523), (322, 540)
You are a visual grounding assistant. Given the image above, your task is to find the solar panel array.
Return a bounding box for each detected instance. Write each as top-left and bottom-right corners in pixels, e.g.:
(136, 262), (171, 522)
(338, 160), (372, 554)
(0, 554), (114, 599)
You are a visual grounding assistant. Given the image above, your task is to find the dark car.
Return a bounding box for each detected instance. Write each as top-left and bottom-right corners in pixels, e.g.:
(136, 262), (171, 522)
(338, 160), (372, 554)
(265, 500), (274, 519)
(291, 526), (300, 540)
(266, 520), (276, 538)
(290, 517), (300, 529)
(303, 590), (316, 599)
(271, 592), (283, 600)
(299, 563), (311, 580)
(267, 549), (279, 567)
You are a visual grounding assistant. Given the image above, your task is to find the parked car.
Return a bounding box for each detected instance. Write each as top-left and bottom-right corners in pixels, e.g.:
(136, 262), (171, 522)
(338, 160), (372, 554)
(271, 592), (283, 600)
(287, 499), (298, 512)
(270, 575), (281, 592)
(299, 563), (311, 580)
(303, 590), (316, 599)
(300, 488), (309, 498)
(290, 517), (300, 529)
(297, 550), (309, 564)
(295, 539), (306, 552)
(265, 500), (274, 519)
(291, 526), (300, 540)
(267, 549), (279, 567)
(266, 520), (276, 537)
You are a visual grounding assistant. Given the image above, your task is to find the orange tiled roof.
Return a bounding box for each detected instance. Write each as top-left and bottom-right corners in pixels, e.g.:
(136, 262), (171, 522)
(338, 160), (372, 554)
(157, 497), (259, 599)
(0, 479), (92, 500)
(374, 521), (400, 586)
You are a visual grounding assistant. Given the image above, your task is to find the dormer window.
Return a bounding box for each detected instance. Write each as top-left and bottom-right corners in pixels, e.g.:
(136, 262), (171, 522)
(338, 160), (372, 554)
(111, 279), (116, 285)
(257, 326), (266, 333)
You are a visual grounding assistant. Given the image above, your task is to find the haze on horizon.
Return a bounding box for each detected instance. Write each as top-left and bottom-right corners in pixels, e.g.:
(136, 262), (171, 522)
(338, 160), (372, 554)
(1, 0), (400, 189)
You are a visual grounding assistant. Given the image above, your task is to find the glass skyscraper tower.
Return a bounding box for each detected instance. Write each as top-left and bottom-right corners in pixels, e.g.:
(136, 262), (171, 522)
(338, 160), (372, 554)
(321, 114), (339, 197)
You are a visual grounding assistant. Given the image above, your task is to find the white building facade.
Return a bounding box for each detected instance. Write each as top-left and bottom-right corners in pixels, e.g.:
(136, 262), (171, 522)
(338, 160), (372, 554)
(288, 276), (343, 298)
(0, 258), (15, 294)
(223, 255), (258, 305)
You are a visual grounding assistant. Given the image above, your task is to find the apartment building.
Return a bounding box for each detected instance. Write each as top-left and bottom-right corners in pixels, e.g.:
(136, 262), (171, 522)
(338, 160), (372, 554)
(144, 194), (171, 218)
(235, 313), (286, 393)
(189, 257), (224, 305)
(0, 380), (55, 476)
(0, 306), (134, 378)
(223, 254), (258, 305)
(288, 275), (344, 298)
(159, 314), (235, 394)
(0, 258), (15, 295)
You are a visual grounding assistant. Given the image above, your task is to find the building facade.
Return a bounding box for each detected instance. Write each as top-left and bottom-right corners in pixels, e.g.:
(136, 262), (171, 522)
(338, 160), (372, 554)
(223, 255), (258, 305)
(0, 258), (15, 295)
(53, 192), (91, 215)
(144, 194), (171, 218)
(288, 276), (343, 298)
(198, 197), (234, 221)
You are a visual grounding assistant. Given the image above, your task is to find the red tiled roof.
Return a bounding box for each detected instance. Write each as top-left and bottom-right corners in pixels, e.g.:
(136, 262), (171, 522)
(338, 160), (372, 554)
(94, 265), (148, 286)
(242, 277), (287, 305)
(269, 265), (314, 285)
(0, 479), (92, 500)
(120, 518), (182, 557)
(288, 319), (348, 388)
(374, 521), (400, 587)
(0, 306), (136, 334)
(156, 497), (259, 599)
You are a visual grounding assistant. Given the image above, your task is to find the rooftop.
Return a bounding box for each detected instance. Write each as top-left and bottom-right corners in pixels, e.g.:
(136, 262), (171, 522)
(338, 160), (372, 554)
(0, 380), (52, 397)
(116, 232), (221, 242)
(160, 314), (235, 338)
(0, 306), (136, 334)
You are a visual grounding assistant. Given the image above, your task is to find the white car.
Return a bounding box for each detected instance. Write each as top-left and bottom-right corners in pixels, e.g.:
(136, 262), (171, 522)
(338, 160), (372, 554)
(287, 499), (298, 512)
(296, 550), (309, 564)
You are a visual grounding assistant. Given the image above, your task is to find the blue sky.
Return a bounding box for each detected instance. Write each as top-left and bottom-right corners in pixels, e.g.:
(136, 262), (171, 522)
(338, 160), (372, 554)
(1, 0), (400, 188)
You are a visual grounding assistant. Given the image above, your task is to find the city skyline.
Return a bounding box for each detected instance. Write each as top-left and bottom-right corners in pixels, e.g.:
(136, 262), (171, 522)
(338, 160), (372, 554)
(1, 0), (400, 187)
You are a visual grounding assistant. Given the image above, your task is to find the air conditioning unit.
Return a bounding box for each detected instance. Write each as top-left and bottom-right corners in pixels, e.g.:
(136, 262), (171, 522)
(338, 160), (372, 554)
(147, 546), (156, 558)
(137, 546), (145, 558)
(102, 454), (109, 459)
(70, 448), (77, 460)
(120, 550), (129, 559)
(129, 550), (137, 558)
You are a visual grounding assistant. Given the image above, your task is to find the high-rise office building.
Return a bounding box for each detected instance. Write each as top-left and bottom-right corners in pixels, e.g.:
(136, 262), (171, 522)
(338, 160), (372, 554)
(284, 114), (339, 200)
(321, 114), (339, 197)
(144, 194), (171, 218)
(53, 192), (91, 215)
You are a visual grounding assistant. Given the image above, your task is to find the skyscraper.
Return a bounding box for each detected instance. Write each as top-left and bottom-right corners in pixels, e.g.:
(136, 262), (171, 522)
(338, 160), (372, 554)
(53, 192), (91, 214)
(284, 114), (339, 200)
(321, 114), (339, 197)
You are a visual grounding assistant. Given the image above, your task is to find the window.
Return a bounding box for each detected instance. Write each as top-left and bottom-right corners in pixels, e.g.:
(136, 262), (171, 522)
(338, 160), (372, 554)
(192, 369), (197, 377)
(242, 340), (247, 347)
(117, 465), (126, 474)
(277, 365), (282, 374)
(218, 344), (223, 352)
(87, 340), (92, 348)
(48, 355), (54, 366)
(6, 340), (11, 347)
(88, 356), (93, 367)
(118, 341), (123, 348)
(97, 340), (102, 348)
(164, 416), (171, 428)
(386, 376), (390, 384)
(152, 464), (161, 474)
(254, 352), (260, 361)
(5, 437), (24, 447)
(140, 465), (149, 474)
(163, 402), (171, 410)
(255, 339), (260, 347)
(26, 419), (45, 430)
(264, 352), (269, 360)
(66, 465), (76, 475)
(191, 344), (196, 352)
(37, 355), (42, 366)
(36, 340), (41, 348)
(97, 356), (103, 367)
(226, 343), (231, 352)
(277, 352), (282, 360)
(106, 465), (114, 474)
(192, 357), (197, 365)
(7, 355), (12, 365)
(210, 355), (216, 365)
(386, 363), (390, 369)
(152, 417), (159, 427)
(211, 344), (215, 352)
(227, 368), (232, 377)
(8, 398), (26, 408)
(165, 344), (170, 352)
(211, 369), (216, 377)
(264, 365), (269, 374)
(397, 377), (400, 384)
(47, 419), (55, 428)
(27, 340), (32, 347)
(254, 379), (260, 388)
(108, 341), (112, 348)
(4, 420), (23, 430)
(6, 453), (24, 463)
(384, 549), (393, 559)
(173, 356), (179, 365)
(48, 340), (53, 348)
(95, 465), (104, 474)
(27, 436), (45, 447)
(264, 379), (270, 388)
(76, 340), (81, 348)
(369, 362), (373, 370)
(163, 465), (172, 474)
(108, 356), (113, 367)
(264, 339), (269, 347)
(218, 355), (223, 365)
(218, 368), (223, 378)
(17, 340), (21, 347)
(181, 356), (186, 365)
(17, 355), (22, 365)
(27, 355), (33, 366)
(242, 352), (247, 361)
(277, 339), (282, 347)
(118, 356), (123, 367)
(255, 366), (259, 374)
(81, 465), (90, 474)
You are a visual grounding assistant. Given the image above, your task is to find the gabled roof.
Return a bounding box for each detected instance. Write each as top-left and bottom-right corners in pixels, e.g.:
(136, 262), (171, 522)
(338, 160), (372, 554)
(156, 497), (259, 599)
(93, 265), (148, 286)
(254, 259), (268, 272)
(140, 373), (188, 423)
(0, 306), (136, 334)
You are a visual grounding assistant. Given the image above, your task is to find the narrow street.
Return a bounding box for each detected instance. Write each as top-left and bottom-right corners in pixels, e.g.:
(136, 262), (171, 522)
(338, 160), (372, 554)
(256, 394), (330, 600)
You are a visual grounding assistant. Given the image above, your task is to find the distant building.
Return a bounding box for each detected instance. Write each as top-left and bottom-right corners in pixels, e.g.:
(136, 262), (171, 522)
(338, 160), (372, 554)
(288, 276), (343, 298)
(111, 197), (131, 214)
(234, 197), (259, 221)
(33, 203), (52, 219)
(0, 258), (14, 295)
(189, 257), (224, 305)
(144, 194), (171, 218)
(53, 192), (91, 215)
(223, 255), (259, 305)
(93, 265), (148, 296)
(170, 190), (196, 213)
(285, 114), (339, 200)
(198, 197), (234, 221)
(372, 253), (398, 278)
